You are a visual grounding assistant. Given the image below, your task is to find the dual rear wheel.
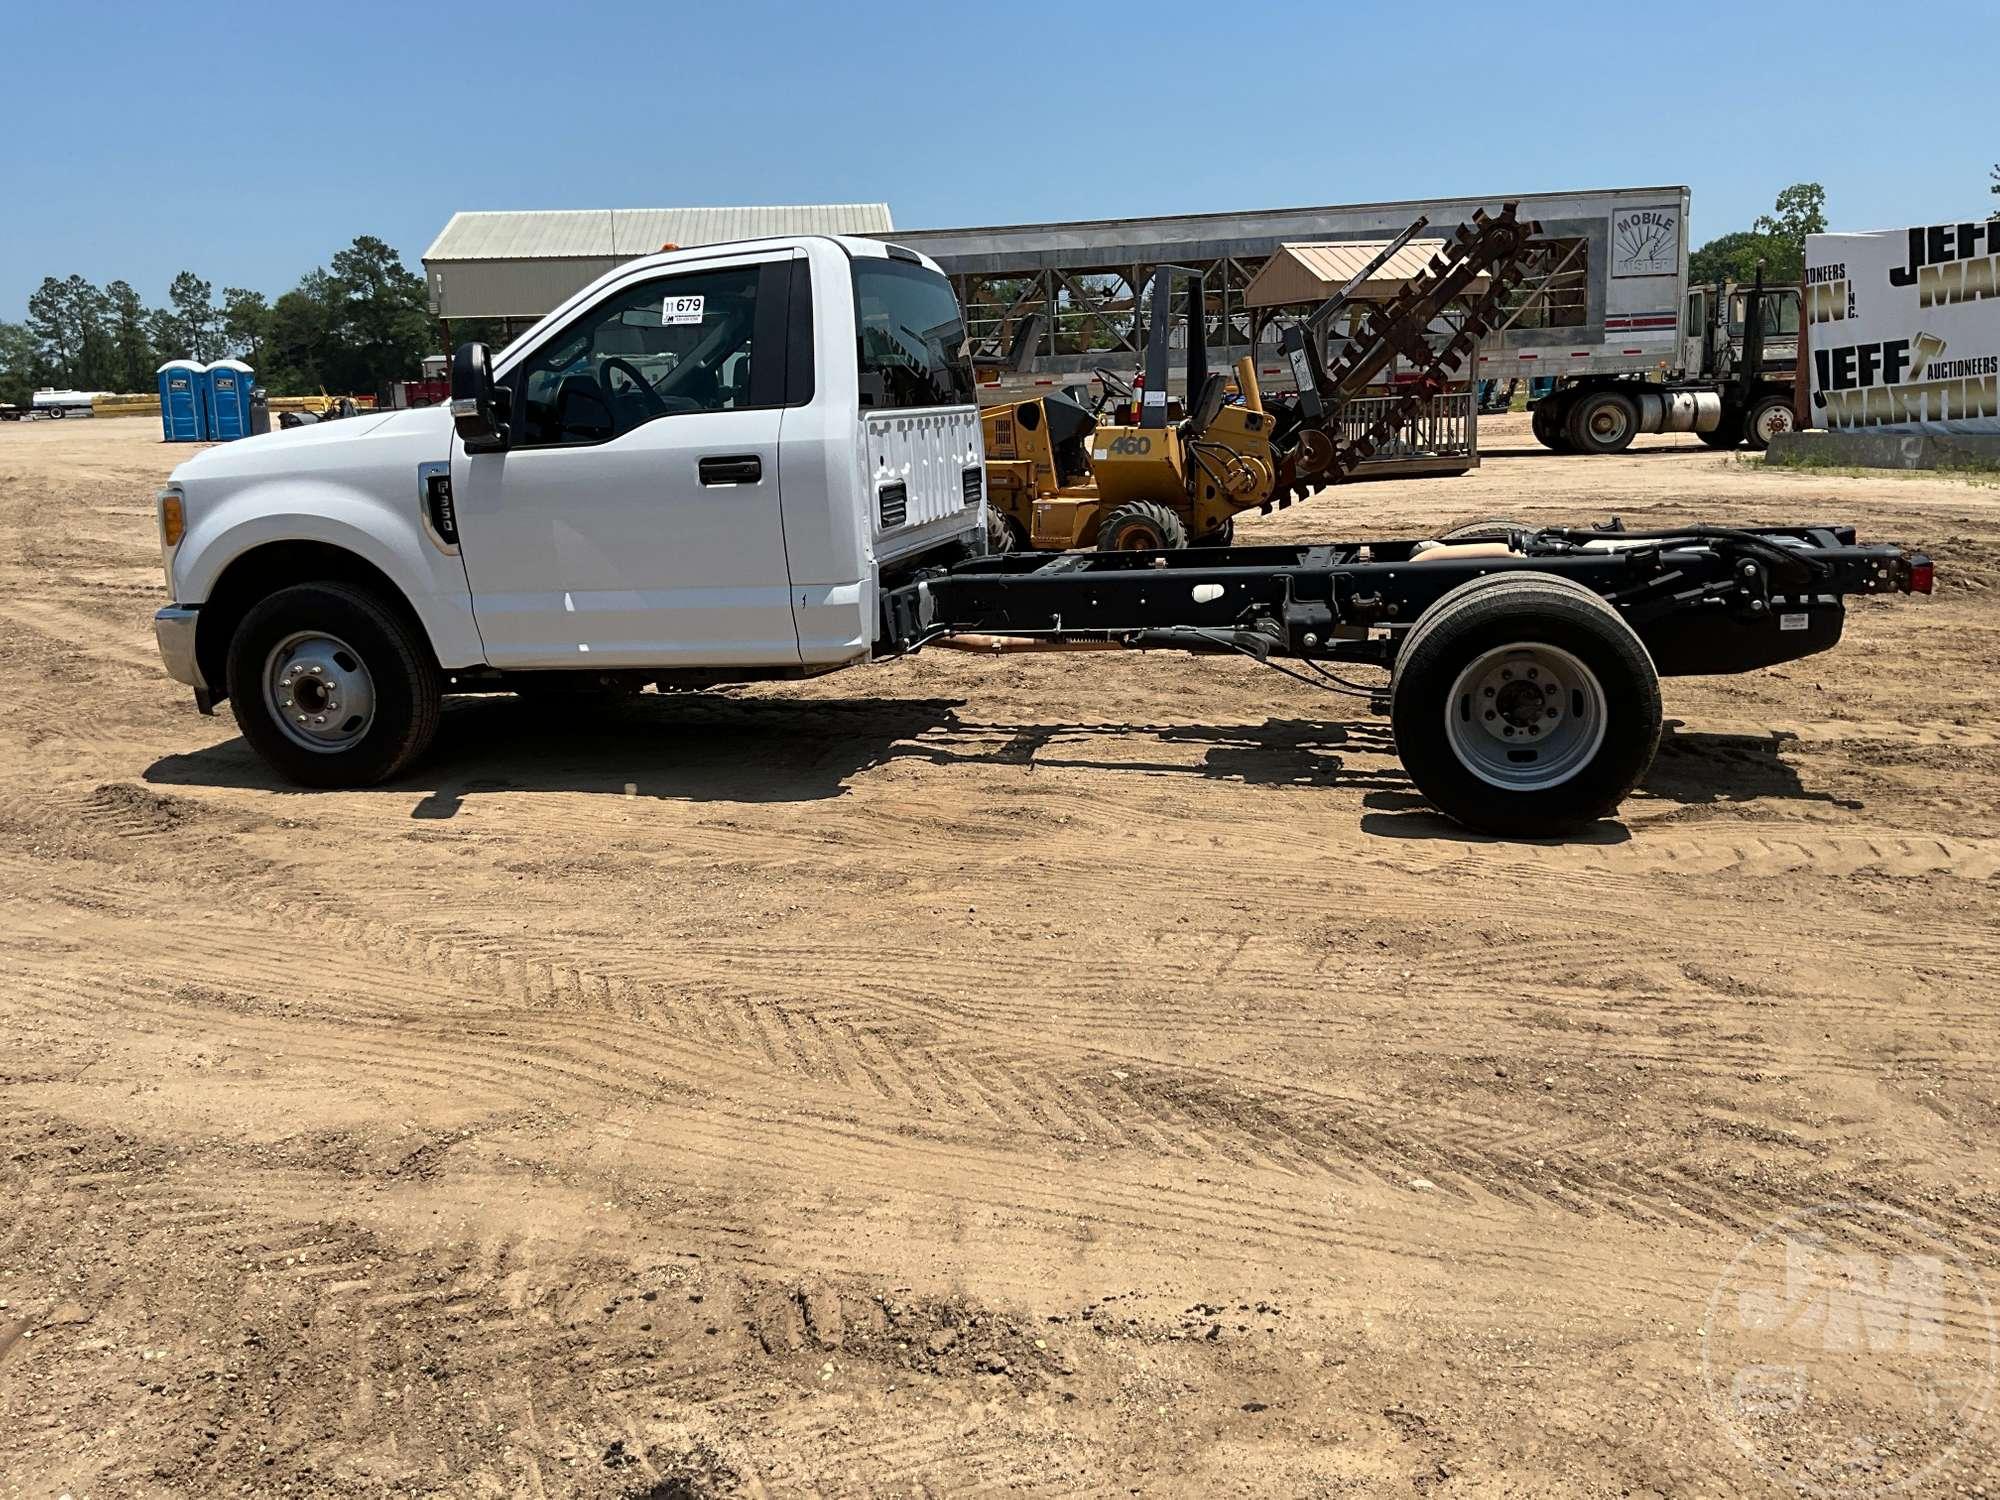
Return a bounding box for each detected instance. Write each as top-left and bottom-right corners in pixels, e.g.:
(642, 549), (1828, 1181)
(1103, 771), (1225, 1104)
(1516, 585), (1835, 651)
(1390, 573), (1662, 834)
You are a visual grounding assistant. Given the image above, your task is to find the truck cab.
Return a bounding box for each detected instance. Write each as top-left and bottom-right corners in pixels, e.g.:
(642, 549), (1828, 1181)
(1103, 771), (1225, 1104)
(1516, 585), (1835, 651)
(154, 235), (987, 784)
(1683, 282), (1801, 383)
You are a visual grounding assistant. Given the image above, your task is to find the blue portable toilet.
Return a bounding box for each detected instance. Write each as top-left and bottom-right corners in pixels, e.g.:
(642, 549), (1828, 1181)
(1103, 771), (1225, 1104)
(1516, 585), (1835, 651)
(205, 360), (255, 441)
(157, 360), (208, 441)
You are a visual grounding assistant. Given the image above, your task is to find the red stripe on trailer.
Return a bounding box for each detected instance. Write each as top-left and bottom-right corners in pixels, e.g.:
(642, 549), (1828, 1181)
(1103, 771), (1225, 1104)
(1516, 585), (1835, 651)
(1622, 348), (1644, 356)
(1517, 353), (1537, 360)
(1571, 351), (1590, 357)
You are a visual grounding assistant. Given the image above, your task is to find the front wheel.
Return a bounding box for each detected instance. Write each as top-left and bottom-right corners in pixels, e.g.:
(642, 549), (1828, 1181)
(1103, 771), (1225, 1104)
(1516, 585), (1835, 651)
(1391, 573), (1661, 835)
(225, 581), (442, 788)
(1742, 394), (1794, 451)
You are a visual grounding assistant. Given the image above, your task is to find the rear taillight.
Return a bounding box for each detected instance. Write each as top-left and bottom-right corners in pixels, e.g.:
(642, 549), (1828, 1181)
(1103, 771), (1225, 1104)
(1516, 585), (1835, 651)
(1909, 555), (1934, 594)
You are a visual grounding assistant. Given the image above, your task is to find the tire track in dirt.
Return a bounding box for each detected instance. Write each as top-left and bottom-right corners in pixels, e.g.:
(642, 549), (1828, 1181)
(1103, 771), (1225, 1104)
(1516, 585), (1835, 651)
(18, 928), (1996, 1298)
(12, 791), (1998, 1268)
(0, 1107), (1137, 1496)
(12, 781), (2000, 1235)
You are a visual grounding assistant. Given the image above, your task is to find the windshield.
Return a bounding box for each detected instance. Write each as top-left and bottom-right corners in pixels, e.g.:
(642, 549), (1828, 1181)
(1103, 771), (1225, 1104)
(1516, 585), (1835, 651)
(1727, 288), (1800, 338)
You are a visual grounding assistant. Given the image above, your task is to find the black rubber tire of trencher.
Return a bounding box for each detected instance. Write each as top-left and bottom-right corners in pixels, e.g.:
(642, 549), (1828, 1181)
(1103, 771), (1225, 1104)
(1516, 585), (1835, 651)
(1390, 571), (1661, 835)
(1096, 499), (1189, 551)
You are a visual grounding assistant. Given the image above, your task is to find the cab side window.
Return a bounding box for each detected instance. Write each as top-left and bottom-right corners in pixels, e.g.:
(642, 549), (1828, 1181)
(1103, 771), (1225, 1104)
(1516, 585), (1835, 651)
(511, 264), (773, 447)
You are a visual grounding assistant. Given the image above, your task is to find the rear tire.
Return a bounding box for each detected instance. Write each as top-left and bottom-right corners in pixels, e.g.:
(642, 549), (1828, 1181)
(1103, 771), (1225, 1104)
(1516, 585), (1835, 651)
(225, 581), (442, 788)
(1391, 573), (1660, 835)
(1530, 400), (1569, 452)
(1096, 499), (1188, 551)
(1697, 415), (1745, 449)
(1566, 389), (1638, 455)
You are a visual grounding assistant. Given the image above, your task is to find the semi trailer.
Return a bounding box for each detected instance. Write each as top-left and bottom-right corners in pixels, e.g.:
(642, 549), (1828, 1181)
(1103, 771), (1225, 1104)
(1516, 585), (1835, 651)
(150, 232), (1930, 835)
(923, 187), (1801, 457)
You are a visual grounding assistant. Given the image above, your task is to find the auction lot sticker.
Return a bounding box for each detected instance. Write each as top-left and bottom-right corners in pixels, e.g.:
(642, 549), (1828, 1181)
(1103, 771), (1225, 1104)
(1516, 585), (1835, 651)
(1702, 1201), (1996, 1495)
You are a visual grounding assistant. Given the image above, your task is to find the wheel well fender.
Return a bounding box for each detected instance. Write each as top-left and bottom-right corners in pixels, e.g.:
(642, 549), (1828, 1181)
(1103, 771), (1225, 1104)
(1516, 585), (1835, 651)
(195, 540), (431, 699)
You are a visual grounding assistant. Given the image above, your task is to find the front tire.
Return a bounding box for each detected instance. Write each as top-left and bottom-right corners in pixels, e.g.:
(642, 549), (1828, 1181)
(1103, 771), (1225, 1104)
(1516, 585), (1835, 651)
(1742, 394), (1793, 451)
(225, 581), (442, 788)
(1390, 573), (1660, 835)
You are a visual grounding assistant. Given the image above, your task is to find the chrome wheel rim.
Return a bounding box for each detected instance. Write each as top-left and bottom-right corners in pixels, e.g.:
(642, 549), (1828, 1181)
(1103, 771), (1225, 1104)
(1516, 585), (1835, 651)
(1444, 641), (1607, 791)
(264, 631), (376, 753)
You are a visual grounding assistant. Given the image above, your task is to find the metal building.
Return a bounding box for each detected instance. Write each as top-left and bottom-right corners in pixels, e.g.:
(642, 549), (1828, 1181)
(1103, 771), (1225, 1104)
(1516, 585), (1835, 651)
(422, 204), (895, 335)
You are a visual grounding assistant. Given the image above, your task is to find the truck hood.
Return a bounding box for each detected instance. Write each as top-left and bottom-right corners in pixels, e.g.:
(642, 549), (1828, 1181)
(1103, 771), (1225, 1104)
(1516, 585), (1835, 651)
(169, 405), (453, 484)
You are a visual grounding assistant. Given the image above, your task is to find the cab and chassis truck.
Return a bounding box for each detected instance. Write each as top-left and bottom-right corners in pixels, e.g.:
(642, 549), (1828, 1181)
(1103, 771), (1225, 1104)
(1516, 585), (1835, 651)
(151, 233), (1931, 836)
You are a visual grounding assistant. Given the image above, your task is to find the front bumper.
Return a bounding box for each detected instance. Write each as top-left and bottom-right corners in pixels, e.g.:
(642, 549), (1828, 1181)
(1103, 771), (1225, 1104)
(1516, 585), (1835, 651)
(154, 605), (215, 712)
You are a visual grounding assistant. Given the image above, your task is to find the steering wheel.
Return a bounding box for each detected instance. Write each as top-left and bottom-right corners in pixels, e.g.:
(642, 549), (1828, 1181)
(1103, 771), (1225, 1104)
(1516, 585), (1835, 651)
(1092, 366), (1136, 418)
(598, 357), (668, 418)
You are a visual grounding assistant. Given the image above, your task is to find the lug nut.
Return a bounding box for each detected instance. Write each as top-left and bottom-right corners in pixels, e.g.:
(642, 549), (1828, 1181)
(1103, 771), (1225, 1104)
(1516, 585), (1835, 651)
(1484, 709), (1496, 720)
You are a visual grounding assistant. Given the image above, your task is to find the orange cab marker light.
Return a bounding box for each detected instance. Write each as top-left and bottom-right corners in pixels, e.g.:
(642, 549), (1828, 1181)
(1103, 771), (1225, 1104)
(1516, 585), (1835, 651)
(160, 493), (185, 547)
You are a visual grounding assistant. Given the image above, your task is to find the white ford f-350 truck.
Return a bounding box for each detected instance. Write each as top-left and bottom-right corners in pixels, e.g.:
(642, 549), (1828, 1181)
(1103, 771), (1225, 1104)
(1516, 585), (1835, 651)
(153, 231), (1932, 835)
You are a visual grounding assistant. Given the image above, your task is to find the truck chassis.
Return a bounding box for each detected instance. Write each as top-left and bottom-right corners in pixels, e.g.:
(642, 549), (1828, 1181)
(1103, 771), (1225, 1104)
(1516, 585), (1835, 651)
(884, 524), (1930, 833)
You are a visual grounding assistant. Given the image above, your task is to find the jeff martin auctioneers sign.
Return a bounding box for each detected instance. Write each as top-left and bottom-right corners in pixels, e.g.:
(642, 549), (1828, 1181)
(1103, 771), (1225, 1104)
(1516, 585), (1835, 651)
(1805, 219), (2000, 435)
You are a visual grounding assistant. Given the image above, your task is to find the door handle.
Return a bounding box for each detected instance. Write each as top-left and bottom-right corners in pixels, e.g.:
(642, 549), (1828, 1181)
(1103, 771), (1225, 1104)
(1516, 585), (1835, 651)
(699, 454), (762, 485)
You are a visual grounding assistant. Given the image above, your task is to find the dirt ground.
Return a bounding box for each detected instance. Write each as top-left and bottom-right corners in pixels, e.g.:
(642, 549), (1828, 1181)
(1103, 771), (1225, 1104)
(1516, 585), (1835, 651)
(1, 412), (1997, 1498)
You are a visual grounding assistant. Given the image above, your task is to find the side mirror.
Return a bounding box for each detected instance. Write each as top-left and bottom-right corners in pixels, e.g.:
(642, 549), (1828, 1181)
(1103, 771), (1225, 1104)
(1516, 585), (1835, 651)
(451, 343), (508, 453)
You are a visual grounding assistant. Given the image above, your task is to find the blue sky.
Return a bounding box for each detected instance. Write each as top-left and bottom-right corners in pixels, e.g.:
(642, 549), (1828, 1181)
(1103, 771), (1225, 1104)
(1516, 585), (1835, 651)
(4, 0), (1995, 319)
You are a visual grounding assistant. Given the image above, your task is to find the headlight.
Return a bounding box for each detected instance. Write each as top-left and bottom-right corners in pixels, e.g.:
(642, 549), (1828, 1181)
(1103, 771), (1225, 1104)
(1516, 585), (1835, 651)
(158, 486), (185, 548)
